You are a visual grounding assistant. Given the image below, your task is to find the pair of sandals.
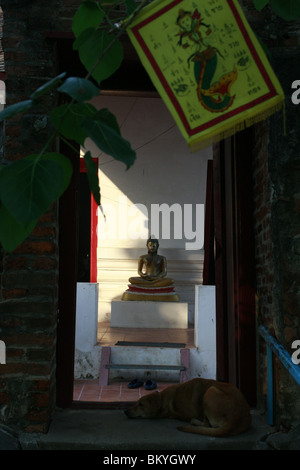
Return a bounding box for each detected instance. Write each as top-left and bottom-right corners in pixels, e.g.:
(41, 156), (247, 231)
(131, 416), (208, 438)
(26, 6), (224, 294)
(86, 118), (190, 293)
(127, 379), (157, 390)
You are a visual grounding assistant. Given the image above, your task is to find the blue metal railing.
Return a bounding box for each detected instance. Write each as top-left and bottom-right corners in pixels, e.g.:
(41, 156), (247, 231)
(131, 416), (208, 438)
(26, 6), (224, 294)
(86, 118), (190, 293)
(259, 325), (300, 425)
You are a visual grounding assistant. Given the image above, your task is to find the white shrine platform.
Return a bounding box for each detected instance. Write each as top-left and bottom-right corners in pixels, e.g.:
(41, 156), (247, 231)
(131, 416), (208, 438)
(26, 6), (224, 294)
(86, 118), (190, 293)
(110, 300), (188, 329)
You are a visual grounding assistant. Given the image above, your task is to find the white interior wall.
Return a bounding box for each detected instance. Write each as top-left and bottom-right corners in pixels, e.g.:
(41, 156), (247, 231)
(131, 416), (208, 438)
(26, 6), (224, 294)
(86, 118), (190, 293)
(84, 95), (213, 323)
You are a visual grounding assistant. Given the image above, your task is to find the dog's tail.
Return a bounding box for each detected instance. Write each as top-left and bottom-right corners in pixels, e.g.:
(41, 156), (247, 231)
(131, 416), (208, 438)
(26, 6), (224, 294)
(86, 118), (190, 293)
(177, 416), (251, 438)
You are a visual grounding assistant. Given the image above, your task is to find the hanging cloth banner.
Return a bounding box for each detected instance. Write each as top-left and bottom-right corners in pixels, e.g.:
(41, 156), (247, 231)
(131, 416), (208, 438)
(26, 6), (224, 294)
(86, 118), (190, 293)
(127, 0), (284, 151)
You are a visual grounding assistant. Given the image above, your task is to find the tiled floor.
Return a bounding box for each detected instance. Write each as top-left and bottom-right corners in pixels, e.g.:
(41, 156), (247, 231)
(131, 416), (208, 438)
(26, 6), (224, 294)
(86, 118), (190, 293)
(73, 322), (195, 404)
(73, 380), (176, 403)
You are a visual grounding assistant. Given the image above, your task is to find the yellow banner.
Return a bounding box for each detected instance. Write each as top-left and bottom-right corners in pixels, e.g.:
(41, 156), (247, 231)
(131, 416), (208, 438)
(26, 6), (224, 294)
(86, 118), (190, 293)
(127, 0), (284, 151)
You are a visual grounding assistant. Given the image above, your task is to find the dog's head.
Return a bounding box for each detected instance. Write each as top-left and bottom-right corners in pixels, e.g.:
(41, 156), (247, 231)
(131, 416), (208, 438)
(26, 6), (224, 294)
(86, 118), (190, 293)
(125, 392), (162, 419)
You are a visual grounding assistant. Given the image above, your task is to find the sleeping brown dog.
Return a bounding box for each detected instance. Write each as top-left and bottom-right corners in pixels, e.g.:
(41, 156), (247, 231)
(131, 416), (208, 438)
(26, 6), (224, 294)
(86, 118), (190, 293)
(125, 378), (251, 437)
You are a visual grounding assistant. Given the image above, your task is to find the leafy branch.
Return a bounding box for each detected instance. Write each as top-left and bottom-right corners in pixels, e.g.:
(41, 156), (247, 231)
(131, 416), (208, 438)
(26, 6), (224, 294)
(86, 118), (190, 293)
(0, 0), (147, 252)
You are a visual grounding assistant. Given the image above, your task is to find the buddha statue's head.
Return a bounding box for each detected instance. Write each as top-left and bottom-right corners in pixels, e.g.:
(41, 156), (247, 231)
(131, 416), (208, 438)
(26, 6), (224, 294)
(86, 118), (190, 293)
(146, 236), (159, 253)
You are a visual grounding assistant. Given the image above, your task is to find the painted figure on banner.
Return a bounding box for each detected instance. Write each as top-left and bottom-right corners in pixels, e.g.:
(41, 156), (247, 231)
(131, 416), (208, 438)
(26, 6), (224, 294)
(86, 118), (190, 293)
(122, 237), (179, 302)
(175, 8), (237, 113)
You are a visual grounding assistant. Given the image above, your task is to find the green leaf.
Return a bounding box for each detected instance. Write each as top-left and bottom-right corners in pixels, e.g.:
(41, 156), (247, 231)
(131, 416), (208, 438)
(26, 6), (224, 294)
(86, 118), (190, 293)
(81, 117), (136, 169)
(72, 1), (104, 37)
(94, 108), (120, 134)
(125, 0), (138, 15)
(0, 203), (37, 252)
(253, 0), (269, 11)
(83, 151), (101, 206)
(51, 102), (96, 144)
(30, 72), (67, 100)
(73, 27), (92, 50)
(74, 28), (123, 84)
(0, 99), (33, 121)
(57, 77), (99, 103)
(28, 152), (73, 191)
(270, 0), (300, 20)
(0, 153), (72, 226)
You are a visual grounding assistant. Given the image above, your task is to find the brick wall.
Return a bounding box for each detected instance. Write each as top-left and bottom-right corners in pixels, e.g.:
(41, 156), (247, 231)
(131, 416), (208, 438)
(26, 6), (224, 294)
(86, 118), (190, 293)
(0, 208), (58, 432)
(267, 77), (300, 425)
(240, 1), (300, 424)
(0, 0), (78, 432)
(252, 120), (274, 329)
(0, 0), (300, 432)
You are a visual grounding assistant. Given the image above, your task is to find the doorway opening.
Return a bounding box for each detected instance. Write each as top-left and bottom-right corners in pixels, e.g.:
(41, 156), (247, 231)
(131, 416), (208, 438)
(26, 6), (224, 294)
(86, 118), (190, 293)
(73, 92), (211, 404)
(56, 36), (256, 410)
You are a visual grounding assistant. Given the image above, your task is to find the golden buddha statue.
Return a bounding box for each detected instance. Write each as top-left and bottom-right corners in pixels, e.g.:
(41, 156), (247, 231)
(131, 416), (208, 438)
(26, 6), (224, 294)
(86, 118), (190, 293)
(122, 237), (179, 301)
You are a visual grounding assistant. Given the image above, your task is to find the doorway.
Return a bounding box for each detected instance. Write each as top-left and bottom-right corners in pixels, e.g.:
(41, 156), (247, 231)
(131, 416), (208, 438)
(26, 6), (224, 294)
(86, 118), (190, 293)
(73, 92), (210, 404)
(56, 130), (257, 408)
(55, 37), (256, 409)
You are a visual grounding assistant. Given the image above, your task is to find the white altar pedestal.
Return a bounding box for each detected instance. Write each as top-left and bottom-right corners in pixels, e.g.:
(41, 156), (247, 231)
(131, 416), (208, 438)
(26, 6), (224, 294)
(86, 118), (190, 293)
(111, 300), (188, 329)
(75, 283), (99, 351)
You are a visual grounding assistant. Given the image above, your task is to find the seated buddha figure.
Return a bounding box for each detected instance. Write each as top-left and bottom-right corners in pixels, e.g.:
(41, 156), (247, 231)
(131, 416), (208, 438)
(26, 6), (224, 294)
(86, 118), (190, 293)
(122, 237), (179, 301)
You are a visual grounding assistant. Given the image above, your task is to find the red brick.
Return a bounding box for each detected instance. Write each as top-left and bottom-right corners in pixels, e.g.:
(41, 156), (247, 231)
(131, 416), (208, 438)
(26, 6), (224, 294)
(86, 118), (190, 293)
(3, 333), (54, 348)
(0, 392), (10, 404)
(31, 392), (51, 408)
(0, 362), (53, 376)
(3, 256), (28, 270)
(25, 409), (49, 423)
(4, 126), (21, 138)
(30, 380), (52, 392)
(24, 423), (49, 433)
(32, 257), (57, 271)
(13, 241), (55, 255)
(2, 288), (28, 299)
(30, 226), (56, 239)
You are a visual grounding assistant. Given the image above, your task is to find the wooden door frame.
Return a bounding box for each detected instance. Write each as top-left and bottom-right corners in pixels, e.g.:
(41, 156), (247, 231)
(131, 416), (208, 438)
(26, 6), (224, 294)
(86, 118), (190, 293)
(56, 146), (99, 407)
(79, 158), (98, 283)
(56, 139), (79, 408)
(213, 128), (256, 406)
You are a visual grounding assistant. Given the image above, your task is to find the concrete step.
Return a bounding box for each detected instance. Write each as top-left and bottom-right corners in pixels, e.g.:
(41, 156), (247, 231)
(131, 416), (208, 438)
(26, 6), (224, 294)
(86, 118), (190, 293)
(106, 363), (185, 371)
(18, 408), (275, 450)
(100, 346), (190, 384)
